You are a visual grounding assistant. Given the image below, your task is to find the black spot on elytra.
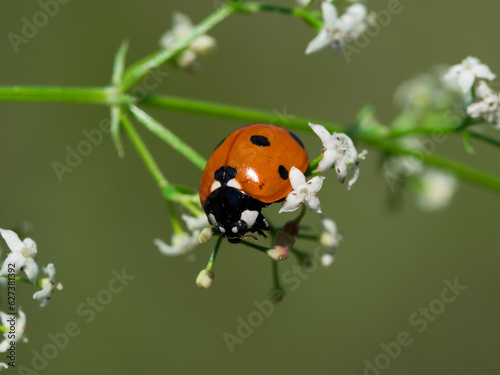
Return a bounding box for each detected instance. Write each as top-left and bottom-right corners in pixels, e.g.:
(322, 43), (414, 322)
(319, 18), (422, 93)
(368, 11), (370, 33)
(289, 131), (305, 149)
(214, 166), (238, 183)
(250, 135), (270, 147)
(214, 137), (226, 151)
(278, 165), (288, 180)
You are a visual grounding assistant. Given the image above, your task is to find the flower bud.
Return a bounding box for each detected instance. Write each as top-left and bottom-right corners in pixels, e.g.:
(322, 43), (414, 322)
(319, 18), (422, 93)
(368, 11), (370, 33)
(283, 221), (300, 236)
(267, 246), (289, 261)
(321, 253), (335, 267)
(274, 231), (295, 249)
(196, 269), (214, 289)
(177, 50), (199, 72)
(198, 228), (213, 243)
(320, 232), (337, 248)
(190, 35), (217, 56)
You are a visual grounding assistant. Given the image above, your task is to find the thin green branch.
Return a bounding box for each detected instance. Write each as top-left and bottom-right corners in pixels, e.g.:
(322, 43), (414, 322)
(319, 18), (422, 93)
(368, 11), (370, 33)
(1, 83), (499, 192)
(206, 235), (223, 271)
(120, 113), (170, 190)
(112, 40), (130, 86)
(386, 118), (482, 139)
(128, 105), (207, 170)
(0, 86), (114, 105)
(241, 240), (269, 253)
(367, 138), (500, 191)
(139, 94), (345, 133)
(468, 130), (500, 148)
(237, 2), (322, 29)
(139, 94), (500, 192)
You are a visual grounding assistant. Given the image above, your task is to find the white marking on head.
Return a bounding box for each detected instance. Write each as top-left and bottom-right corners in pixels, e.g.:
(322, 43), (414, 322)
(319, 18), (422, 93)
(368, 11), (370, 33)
(227, 179), (242, 190)
(241, 210), (259, 227)
(210, 181), (221, 192)
(218, 226), (226, 234)
(232, 226), (238, 234)
(208, 213), (217, 226)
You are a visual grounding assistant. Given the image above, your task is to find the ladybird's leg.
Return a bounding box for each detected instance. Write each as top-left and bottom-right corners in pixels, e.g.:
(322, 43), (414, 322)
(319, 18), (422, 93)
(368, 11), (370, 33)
(249, 213), (270, 239)
(256, 213), (270, 230)
(253, 228), (268, 239)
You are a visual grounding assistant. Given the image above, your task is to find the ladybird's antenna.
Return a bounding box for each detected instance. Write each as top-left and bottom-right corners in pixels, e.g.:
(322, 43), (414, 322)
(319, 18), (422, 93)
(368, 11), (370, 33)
(243, 234), (259, 241)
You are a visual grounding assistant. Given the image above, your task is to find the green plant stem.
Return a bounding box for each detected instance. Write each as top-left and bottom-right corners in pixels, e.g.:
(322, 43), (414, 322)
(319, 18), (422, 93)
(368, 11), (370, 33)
(386, 118), (482, 139)
(120, 113), (169, 190)
(140, 94), (346, 133)
(468, 131), (500, 148)
(237, 2), (322, 29)
(367, 138), (500, 191)
(270, 261), (284, 303)
(1, 84), (500, 192)
(139, 94), (500, 192)
(206, 235), (223, 271)
(0, 86), (114, 105)
(128, 105), (207, 170)
(241, 240), (269, 253)
(293, 205), (307, 224)
(295, 233), (320, 241)
(167, 200), (183, 234)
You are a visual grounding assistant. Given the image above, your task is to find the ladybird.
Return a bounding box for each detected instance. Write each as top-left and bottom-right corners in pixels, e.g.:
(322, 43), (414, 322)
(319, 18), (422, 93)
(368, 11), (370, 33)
(199, 124), (309, 243)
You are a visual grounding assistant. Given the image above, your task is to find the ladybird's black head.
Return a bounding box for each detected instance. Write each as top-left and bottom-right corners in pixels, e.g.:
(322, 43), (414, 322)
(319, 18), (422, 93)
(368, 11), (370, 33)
(204, 186), (270, 243)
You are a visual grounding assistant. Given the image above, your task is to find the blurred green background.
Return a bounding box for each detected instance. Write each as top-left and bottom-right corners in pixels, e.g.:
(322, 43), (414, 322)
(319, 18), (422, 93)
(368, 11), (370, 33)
(1, 0), (499, 374)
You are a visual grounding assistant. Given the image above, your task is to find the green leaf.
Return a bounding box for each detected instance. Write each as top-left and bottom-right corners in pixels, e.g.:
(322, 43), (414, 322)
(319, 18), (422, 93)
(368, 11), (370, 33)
(461, 131), (475, 155)
(112, 39), (130, 87)
(110, 106), (125, 158)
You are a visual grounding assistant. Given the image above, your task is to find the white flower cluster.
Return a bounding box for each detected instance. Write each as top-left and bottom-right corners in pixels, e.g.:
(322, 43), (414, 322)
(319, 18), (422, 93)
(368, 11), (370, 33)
(159, 12), (217, 71)
(278, 123), (366, 214)
(382, 139), (459, 212)
(444, 56), (499, 129)
(154, 214), (210, 257)
(0, 229), (62, 309)
(319, 217), (342, 267)
(306, 1), (372, 54)
(0, 227), (63, 358)
(275, 123), (366, 267)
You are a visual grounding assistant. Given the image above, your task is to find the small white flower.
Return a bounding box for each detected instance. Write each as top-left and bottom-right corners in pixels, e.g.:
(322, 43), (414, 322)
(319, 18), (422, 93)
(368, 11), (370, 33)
(190, 35), (217, 56)
(33, 264), (63, 309)
(196, 269), (214, 289)
(159, 12), (216, 71)
(181, 214), (209, 233)
(319, 217), (342, 267)
(279, 167), (325, 213)
(309, 123), (367, 189)
(467, 81), (500, 128)
(154, 232), (198, 256)
(297, 0), (310, 6)
(395, 67), (461, 112)
(0, 308), (27, 352)
(0, 362), (7, 370)
(0, 229), (39, 284)
(306, 1), (368, 54)
(413, 169), (459, 212)
(443, 57), (496, 93)
(198, 228), (213, 244)
(154, 215), (208, 257)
